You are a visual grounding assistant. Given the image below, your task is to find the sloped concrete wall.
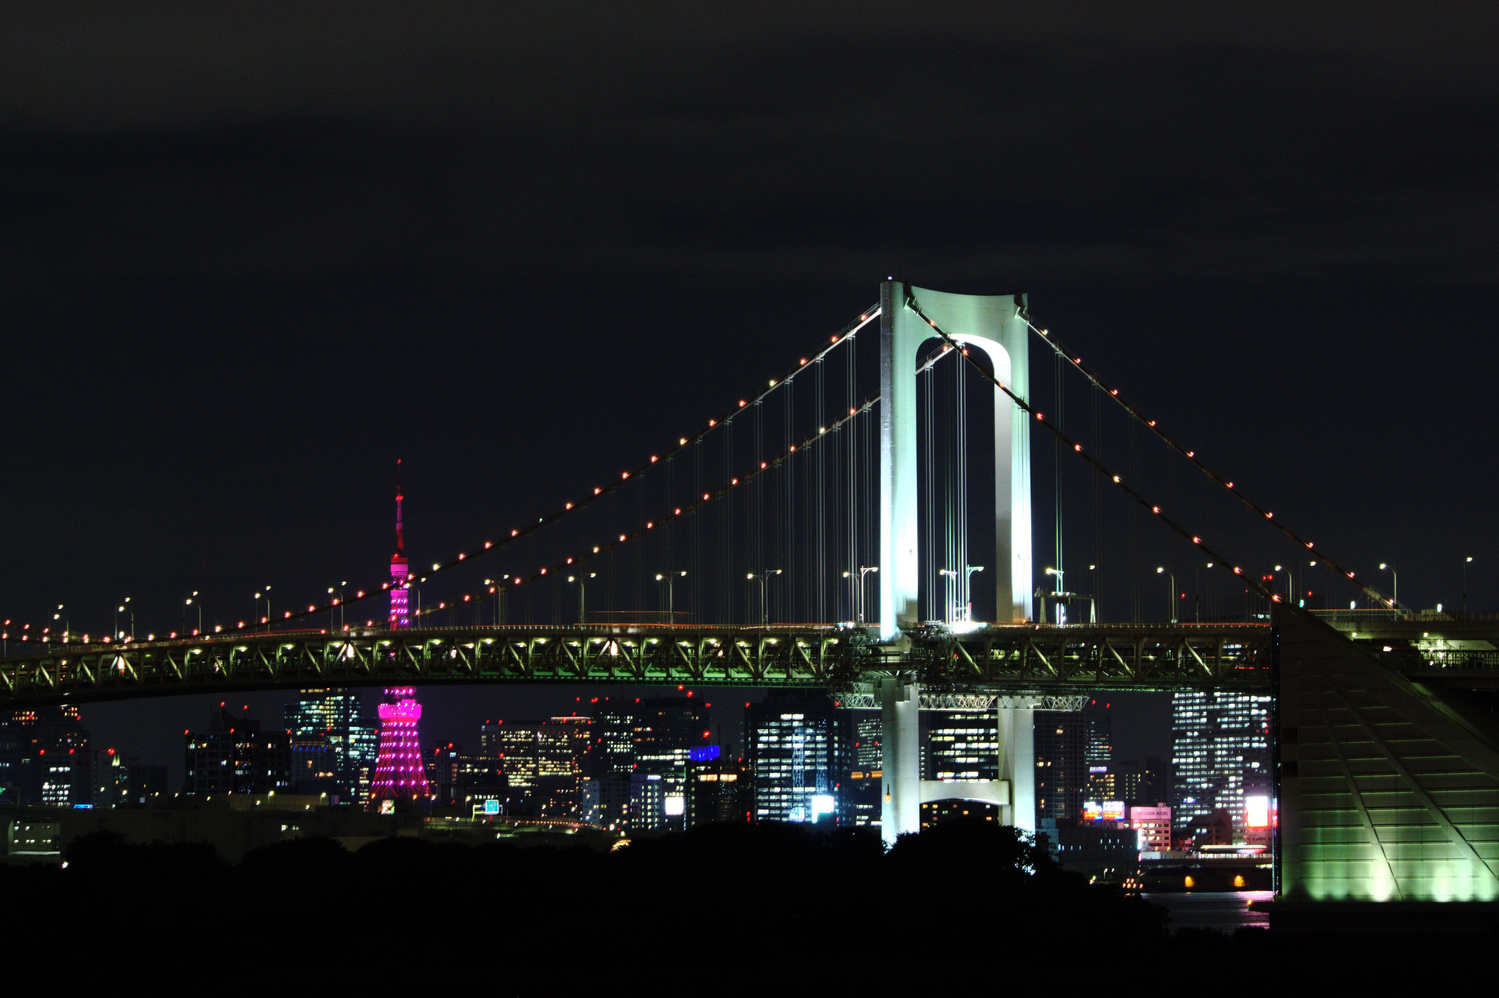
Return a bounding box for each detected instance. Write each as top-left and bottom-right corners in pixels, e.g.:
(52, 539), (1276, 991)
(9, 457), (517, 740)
(1276, 604), (1499, 901)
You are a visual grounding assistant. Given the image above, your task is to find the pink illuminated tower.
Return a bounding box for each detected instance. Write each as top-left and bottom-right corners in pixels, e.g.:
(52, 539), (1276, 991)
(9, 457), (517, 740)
(389, 465), (410, 629)
(368, 687), (431, 809)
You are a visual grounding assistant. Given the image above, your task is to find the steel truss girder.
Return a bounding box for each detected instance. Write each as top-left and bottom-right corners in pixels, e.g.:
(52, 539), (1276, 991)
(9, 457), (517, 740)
(0, 622), (1281, 707)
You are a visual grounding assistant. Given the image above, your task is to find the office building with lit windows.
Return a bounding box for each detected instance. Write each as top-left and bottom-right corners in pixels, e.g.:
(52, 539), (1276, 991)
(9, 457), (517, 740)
(184, 707), (292, 795)
(283, 689), (379, 804)
(745, 693), (848, 824)
(1171, 689), (1272, 841)
(1034, 710), (1088, 827)
(846, 715), (882, 827)
(0, 706), (90, 805)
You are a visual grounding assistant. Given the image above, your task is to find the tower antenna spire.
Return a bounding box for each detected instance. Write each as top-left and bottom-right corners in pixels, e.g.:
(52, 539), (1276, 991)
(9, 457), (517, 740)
(389, 458), (410, 628)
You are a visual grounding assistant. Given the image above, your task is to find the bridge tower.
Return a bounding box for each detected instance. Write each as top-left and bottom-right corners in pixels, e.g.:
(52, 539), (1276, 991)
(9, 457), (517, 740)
(876, 281), (1034, 844)
(877, 281), (1031, 636)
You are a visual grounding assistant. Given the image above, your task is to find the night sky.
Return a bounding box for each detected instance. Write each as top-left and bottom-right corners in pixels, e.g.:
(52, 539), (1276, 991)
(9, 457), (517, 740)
(4, 4), (1497, 777)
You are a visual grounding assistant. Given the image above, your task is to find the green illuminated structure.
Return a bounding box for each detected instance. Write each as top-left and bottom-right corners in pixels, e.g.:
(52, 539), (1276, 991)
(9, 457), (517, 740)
(1277, 604), (1499, 902)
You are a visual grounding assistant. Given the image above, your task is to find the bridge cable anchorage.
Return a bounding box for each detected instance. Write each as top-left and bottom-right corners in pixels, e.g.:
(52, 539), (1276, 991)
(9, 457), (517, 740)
(904, 295), (1281, 604)
(197, 306), (881, 638)
(1015, 309), (1395, 610)
(409, 395), (883, 623)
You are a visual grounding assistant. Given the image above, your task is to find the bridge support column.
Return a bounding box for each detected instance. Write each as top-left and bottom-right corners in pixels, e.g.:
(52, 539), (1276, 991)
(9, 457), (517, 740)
(879, 675), (921, 846)
(878, 281), (1031, 638)
(996, 706), (1036, 834)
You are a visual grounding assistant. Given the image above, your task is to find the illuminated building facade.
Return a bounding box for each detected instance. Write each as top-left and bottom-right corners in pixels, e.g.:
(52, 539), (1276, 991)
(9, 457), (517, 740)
(746, 694), (848, 824)
(1171, 689), (1271, 841)
(846, 715), (882, 827)
(369, 687), (431, 807)
(1128, 804), (1172, 852)
(389, 482), (410, 628)
(630, 697), (709, 830)
(283, 689), (378, 803)
(0, 706), (90, 805)
(481, 720), (542, 788)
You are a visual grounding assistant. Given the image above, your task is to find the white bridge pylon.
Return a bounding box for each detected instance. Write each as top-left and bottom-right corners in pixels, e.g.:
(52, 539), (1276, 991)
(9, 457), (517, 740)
(875, 281), (1035, 844)
(877, 281), (1032, 637)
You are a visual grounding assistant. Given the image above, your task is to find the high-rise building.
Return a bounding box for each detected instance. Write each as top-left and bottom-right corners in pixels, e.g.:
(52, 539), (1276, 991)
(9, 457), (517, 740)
(0, 706), (91, 805)
(369, 687), (431, 808)
(745, 693), (847, 824)
(539, 715), (591, 778)
(1034, 710), (1088, 827)
(628, 697), (709, 830)
(846, 714), (882, 827)
(686, 745), (749, 827)
(88, 748), (130, 807)
(184, 707), (292, 795)
(918, 710), (1001, 828)
(588, 698), (636, 831)
(1171, 690), (1272, 841)
(481, 720), (543, 788)
(389, 477), (410, 628)
(283, 689), (379, 804)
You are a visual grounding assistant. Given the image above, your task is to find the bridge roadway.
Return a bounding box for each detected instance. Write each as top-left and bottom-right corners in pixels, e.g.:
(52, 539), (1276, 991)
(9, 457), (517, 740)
(3, 615), (1490, 708)
(0, 620), (1278, 707)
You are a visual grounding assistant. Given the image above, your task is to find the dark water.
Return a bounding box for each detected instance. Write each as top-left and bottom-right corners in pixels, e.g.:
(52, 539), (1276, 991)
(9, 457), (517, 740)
(1143, 890), (1272, 933)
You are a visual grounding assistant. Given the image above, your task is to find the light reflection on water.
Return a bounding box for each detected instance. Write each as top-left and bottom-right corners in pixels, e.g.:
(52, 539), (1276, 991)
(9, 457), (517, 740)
(1142, 890), (1272, 933)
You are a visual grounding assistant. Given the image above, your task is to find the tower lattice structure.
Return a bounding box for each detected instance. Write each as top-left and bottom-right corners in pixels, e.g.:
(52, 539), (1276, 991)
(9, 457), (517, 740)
(368, 687), (431, 806)
(389, 475), (410, 628)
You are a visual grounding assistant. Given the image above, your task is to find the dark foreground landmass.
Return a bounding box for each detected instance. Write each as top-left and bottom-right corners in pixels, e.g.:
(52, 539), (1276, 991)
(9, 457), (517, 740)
(0, 819), (1482, 993)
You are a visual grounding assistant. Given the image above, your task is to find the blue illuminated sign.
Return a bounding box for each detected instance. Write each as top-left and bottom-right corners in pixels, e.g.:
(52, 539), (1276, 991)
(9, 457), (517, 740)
(689, 745), (721, 763)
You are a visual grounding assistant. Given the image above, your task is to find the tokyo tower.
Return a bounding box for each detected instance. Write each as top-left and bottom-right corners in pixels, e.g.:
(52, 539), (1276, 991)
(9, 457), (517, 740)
(368, 687), (431, 808)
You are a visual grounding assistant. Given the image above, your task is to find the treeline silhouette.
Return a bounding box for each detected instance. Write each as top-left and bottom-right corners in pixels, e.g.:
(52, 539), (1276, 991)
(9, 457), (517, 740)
(0, 820), (1426, 992)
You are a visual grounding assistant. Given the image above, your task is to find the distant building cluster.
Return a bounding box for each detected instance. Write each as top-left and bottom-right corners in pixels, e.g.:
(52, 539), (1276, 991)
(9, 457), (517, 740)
(0, 681), (1277, 886)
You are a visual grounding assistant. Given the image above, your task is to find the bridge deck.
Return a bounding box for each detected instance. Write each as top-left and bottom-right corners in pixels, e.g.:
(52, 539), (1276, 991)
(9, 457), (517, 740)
(0, 621), (1282, 706)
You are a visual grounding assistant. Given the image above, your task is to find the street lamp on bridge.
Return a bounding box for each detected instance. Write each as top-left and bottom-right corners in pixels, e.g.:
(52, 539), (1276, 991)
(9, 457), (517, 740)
(116, 597), (133, 641)
(963, 565), (984, 621)
(841, 566), (877, 626)
(747, 570), (782, 625)
(185, 593), (201, 635)
(656, 571), (686, 625)
(1463, 556), (1474, 616)
(53, 605), (69, 646)
(1156, 567), (1177, 623)
(1379, 563), (1398, 607)
(568, 573), (596, 625)
(253, 587), (271, 632)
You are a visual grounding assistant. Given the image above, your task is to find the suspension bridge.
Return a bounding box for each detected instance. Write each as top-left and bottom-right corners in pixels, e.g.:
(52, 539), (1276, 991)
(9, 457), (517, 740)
(3, 281), (1496, 905)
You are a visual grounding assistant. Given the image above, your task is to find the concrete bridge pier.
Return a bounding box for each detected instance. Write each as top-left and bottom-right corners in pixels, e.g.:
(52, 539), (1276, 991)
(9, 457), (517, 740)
(879, 677), (1040, 846)
(879, 675), (921, 846)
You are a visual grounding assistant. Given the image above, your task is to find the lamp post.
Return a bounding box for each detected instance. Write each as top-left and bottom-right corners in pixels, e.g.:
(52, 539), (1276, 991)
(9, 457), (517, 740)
(963, 565), (984, 621)
(568, 573), (596, 625)
(938, 569), (959, 623)
(747, 570), (782, 626)
(1156, 567), (1176, 623)
(1378, 563), (1397, 608)
(1463, 556), (1474, 616)
(840, 566), (877, 626)
(1043, 567), (1064, 624)
(53, 605), (69, 647)
(116, 597), (134, 641)
(253, 587), (272, 632)
(185, 593), (202, 635)
(656, 571), (686, 625)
